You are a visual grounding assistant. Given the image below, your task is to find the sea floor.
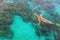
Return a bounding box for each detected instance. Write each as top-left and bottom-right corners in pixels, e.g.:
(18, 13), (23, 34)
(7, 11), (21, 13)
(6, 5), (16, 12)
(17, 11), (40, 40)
(10, 15), (38, 40)
(10, 15), (55, 40)
(0, 0), (60, 40)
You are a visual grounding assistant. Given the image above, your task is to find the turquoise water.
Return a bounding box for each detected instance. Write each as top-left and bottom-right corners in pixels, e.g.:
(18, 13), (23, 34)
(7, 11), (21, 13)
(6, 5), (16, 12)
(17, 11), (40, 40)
(55, 4), (60, 15)
(10, 1), (60, 40)
(9, 15), (55, 40)
(10, 6), (60, 40)
(10, 15), (55, 40)
(0, 0), (60, 40)
(10, 15), (38, 40)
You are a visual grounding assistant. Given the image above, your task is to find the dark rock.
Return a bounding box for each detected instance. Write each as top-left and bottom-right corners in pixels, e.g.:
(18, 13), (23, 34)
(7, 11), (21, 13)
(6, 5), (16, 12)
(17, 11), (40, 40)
(0, 10), (13, 39)
(0, 25), (13, 39)
(35, 21), (60, 37)
(41, 3), (55, 11)
(0, 12), (13, 25)
(55, 34), (60, 40)
(46, 11), (60, 24)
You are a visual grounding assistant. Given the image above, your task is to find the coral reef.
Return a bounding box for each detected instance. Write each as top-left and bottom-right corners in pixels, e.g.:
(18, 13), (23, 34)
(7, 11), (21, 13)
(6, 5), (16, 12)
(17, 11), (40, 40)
(0, 25), (13, 39)
(0, 2), (14, 39)
(41, 3), (55, 11)
(46, 10), (60, 24)
(0, 11), (13, 39)
(0, 12), (13, 25)
(34, 22), (60, 40)
(0, 0), (60, 40)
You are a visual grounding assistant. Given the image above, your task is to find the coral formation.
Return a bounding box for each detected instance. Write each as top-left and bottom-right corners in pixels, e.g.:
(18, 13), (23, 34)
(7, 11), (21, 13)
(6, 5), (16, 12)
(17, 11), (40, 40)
(0, 0), (60, 40)
(0, 25), (13, 39)
(0, 11), (13, 39)
(46, 10), (60, 24)
(0, 2), (13, 39)
(0, 12), (13, 25)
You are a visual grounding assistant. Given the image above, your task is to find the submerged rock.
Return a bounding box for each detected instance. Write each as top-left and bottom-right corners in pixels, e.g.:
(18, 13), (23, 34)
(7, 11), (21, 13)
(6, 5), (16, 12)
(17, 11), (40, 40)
(0, 12), (13, 25)
(41, 3), (55, 11)
(35, 22), (60, 38)
(47, 11), (60, 24)
(0, 0), (59, 40)
(0, 10), (13, 39)
(0, 25), (13, 39)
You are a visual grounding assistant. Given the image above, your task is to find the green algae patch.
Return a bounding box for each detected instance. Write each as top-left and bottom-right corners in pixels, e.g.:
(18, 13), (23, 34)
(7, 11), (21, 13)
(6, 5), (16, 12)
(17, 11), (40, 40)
(56, 23), (60, 27)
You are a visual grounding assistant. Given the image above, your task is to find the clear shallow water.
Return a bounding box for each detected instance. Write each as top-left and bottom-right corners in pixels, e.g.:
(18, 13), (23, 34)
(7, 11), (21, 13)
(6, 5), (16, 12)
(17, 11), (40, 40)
(10, 15), (55, 40)
(10, 15), (38, 40)
(8, 1), (60, 40)
(10, 6), (60, 40)
(0, 0), (60, 40)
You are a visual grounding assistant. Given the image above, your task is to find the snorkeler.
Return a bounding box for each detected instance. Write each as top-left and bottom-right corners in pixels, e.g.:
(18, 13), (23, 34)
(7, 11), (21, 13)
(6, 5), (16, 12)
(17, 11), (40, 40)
(34, 13), (54, 25)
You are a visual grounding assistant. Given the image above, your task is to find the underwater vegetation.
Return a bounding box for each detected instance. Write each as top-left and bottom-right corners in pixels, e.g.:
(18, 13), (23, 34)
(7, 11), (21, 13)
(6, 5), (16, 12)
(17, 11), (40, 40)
(0, 25), (13, 38)
(0, 12), (13, 39)
(0, 1), (14, 39)
(0, 0), (60, 40)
